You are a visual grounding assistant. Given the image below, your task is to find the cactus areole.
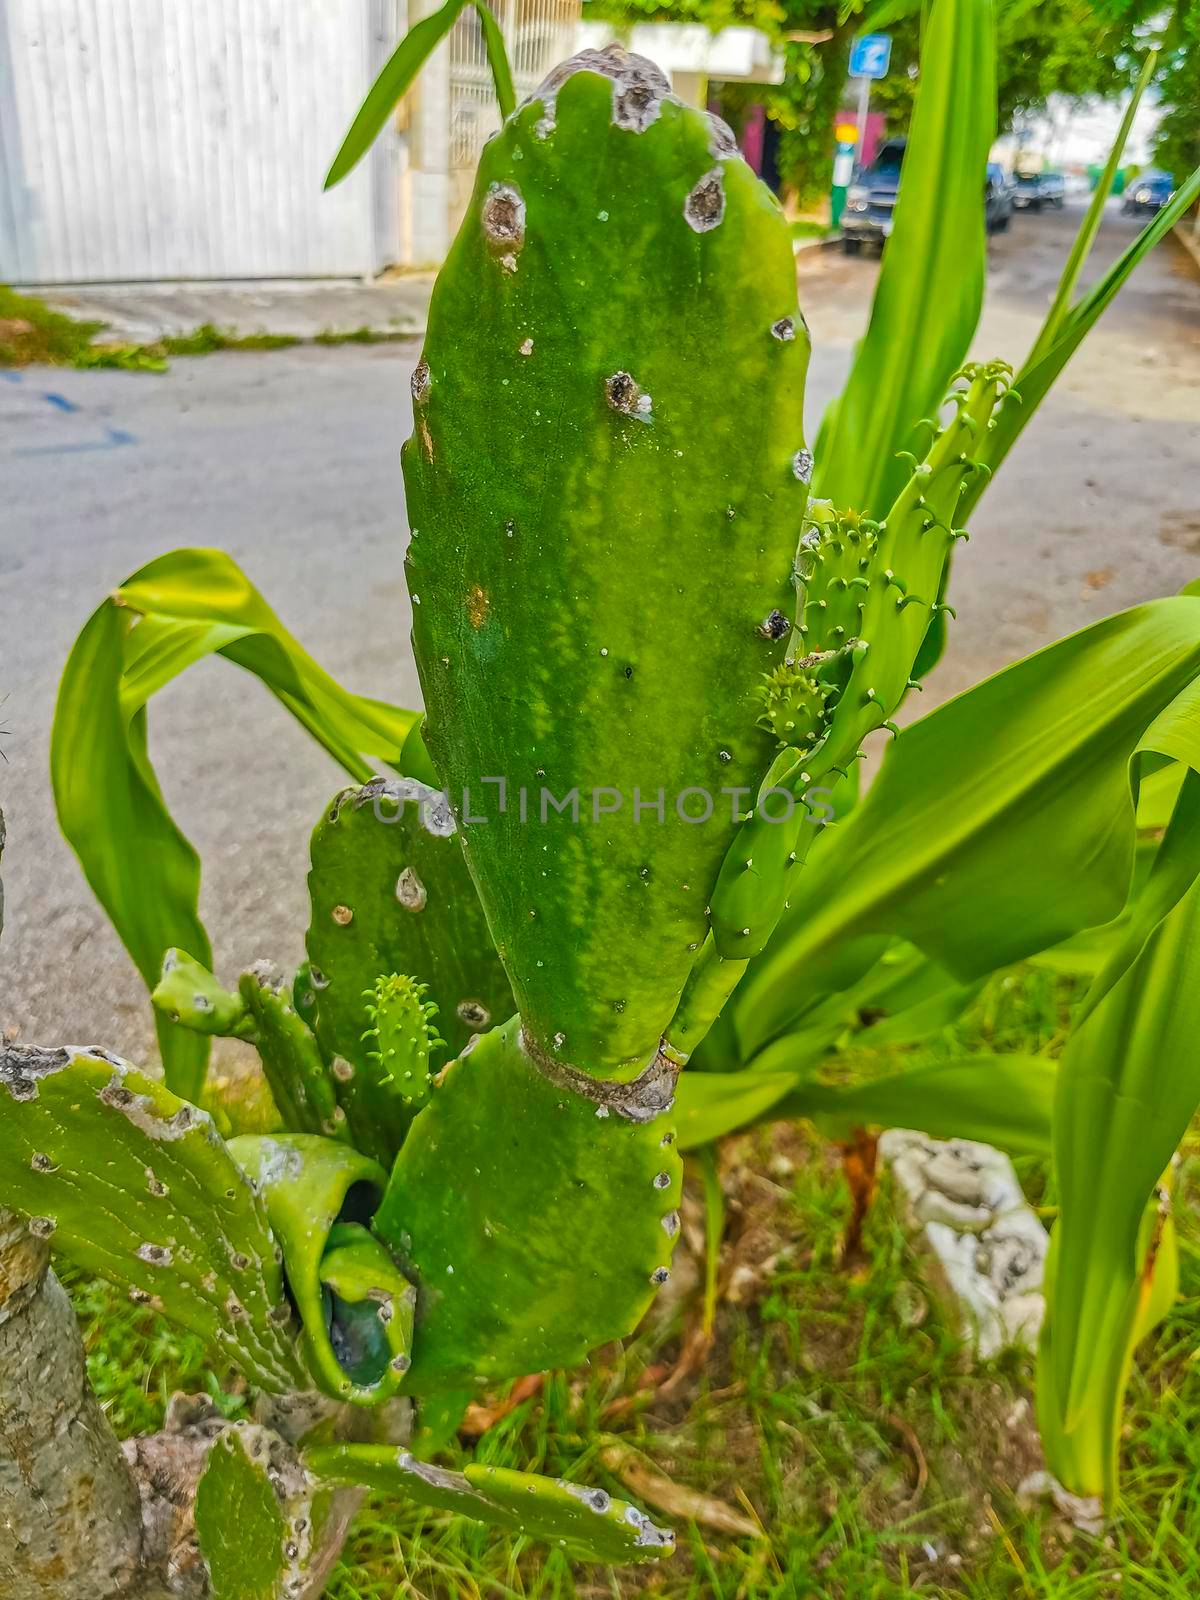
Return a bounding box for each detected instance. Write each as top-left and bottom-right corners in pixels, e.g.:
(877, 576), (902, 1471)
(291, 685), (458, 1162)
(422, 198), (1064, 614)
(404, 46), (811, 1082)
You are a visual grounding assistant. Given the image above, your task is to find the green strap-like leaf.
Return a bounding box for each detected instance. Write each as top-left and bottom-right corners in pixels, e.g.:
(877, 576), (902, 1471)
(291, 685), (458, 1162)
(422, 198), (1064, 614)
(325, 0), (473, 189)
(0, 1045), (304, 1390)
(814, 0), (996, 516)
(304, 1446), (674, 1562)
(52, 603), (211, 1099)
(475, 3), (516, 120)
(1040, 865), (1200, 1501)
(1028, 52), (1157, 367)
(964, 160), (1200, 517)
(52, 548), (419, 1096)
(740, 596), (1200, 1055)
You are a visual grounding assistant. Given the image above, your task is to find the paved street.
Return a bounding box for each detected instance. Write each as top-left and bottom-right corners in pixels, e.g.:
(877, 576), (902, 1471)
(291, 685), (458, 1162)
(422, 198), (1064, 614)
(3, 200), (1199, 1065)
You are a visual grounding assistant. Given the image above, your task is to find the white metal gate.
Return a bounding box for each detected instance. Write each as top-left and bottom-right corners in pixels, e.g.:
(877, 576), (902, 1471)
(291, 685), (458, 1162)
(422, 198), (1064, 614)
(0, 0), (405, 284)
(447, 0), (578, 230)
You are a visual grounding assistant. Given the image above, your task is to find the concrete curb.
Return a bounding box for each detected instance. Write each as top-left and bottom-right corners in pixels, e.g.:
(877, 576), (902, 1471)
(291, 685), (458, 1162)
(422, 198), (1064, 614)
(1173, 219), (1200, 276)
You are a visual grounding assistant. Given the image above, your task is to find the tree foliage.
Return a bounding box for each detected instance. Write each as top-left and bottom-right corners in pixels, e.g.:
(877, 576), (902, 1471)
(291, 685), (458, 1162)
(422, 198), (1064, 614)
(583, 0), (1194, 199)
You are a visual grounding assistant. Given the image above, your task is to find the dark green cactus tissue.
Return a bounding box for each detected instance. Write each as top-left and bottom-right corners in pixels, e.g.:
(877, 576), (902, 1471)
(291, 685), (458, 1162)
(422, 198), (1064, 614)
(404, 46), (810, 1080)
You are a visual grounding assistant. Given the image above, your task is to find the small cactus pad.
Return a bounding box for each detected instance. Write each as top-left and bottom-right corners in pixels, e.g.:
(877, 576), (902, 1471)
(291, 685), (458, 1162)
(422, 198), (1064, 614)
(0, 1043), (303, 1390)
(153, 948), (252, 1037)
(227, 1135), (412, 1405)
(238, 964), (348, 1141)
(305, 1445), (675, 1563)
(373, 1016), (682, 1391)
(306, 779), (513, 1163)
(404, 47), (809, 1079)
(196, 1423), (345, 1599)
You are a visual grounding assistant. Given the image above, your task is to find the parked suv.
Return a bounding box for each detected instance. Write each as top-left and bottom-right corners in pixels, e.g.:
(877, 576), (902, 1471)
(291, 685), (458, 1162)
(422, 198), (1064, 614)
(843, 141), (1016, 252)
(842, 139), (906, 252)
(1013, 172), (1066, 211)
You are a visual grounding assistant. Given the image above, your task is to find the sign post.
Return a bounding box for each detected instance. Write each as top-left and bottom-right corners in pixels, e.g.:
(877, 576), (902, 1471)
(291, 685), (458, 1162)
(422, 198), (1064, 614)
(848, 33), (892, 164)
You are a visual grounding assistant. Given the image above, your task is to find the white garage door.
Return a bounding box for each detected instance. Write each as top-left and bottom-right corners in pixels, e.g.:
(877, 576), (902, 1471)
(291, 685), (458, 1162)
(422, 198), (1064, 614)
(0, 0), (404, 284)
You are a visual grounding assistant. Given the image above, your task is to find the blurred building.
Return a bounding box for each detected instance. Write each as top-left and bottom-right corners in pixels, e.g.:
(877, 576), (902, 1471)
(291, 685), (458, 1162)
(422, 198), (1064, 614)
(0, 0), (576, 283)
(0, 2), (786, 284)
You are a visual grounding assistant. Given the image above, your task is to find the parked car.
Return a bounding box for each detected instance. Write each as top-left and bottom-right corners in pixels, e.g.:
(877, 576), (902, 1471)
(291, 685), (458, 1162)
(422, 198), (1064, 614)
(985, 162), (1013, 232)
(1123, 170), (1175, 214)
(842, 141), (1012, 252)
(842, 139), (905, 252)
(1012, 172), (1066, 211)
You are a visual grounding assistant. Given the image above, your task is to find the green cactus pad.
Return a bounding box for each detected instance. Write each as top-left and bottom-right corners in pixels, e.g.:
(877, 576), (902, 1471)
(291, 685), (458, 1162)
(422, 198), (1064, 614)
(306, 779), (513, 1164)
(373, 1016), (682, 1391)
(796, 505), (879, 652)
(0, 1043), (303, 1390)
(403, 46), (809, 1080)
(197, 1423), (344, 1600)
(304, 1445), (675, 1563)
(238, 964), (349, 1141)
(153, 948), (253, 1038)
(228, 1134), (413, 1405)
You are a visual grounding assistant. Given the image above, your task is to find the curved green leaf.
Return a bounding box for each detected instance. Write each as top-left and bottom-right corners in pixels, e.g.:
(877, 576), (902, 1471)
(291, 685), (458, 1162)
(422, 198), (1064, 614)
(964, 161), (1200, 517)
(740, 596), (1200, 1055)
(815, 0), (996, 516)
(51, 548), (419, 1096)
(325, 0), (471, 189)
(1041, 858), (1200, 1501)
(475, 3), (516, 120)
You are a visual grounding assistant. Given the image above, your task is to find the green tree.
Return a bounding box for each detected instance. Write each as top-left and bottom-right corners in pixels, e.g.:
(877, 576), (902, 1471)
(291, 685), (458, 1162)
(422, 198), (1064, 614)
(1154, 4), (1200, 182)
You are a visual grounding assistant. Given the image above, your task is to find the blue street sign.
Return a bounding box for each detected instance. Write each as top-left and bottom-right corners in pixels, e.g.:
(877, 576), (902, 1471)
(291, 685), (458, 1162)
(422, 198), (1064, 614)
(849, 34), (892, 80)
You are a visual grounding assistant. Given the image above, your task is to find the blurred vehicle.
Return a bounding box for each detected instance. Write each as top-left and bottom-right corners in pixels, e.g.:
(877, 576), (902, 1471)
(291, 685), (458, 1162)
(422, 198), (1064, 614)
(1012, 172), (1066, 212)
(1123, 170), (1175, 214)
(842, 141), (1011, 252)
(985, 163), (1013, 232)
(842, 138), (905, 252)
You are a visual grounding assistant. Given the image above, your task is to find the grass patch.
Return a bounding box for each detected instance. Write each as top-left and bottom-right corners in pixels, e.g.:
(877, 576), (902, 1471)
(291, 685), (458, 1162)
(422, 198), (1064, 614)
(791, 219), (833, 242)
(66, 967), (1200, 1597)
(1, 289), (414, 371)
(313, 325), (417, 346)
(159, 323), (300, 356)
(1, 284), (110, 367)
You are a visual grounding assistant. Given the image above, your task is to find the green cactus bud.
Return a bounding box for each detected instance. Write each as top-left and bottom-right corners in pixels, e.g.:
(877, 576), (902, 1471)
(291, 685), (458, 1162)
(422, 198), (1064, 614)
(238, 963), (349, 1141)
(228, 1134), (414, 1406)
(373, 1016), (682, 1393)
(361, 972), (442, 1115)
(756, 660), (831, 750)
(404, 45), (809, 1081)
(0, 1043), (304, 1390)
(153, 948), (253, 1038)
(304, 1445), (674, 1563)
(306, 779), (513, 1164)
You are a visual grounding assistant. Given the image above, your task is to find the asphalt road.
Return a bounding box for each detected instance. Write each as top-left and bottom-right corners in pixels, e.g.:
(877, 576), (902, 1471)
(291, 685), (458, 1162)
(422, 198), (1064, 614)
(3, 200), (1199, 1066)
